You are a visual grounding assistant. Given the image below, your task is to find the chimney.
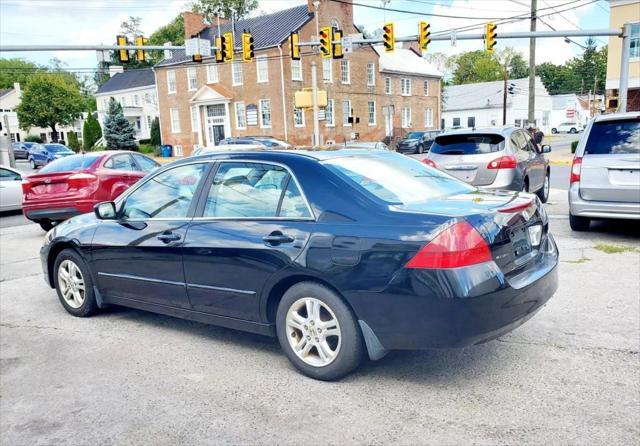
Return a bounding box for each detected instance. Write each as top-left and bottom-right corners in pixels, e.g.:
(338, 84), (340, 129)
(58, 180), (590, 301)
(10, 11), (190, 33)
(109, 65), (124, 78)
(13, 82), (21, 95)
(183, 11), (208, 39)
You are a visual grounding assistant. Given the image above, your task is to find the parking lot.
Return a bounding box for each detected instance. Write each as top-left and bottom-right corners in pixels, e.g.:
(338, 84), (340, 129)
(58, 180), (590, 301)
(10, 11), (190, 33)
(1, 177), (638, 445)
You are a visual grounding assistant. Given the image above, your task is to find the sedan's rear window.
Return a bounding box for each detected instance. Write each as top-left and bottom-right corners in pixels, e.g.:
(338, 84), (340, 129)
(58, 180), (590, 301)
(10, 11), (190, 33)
(39, 154), (100, 173)
(585, 119), (640, 155)
(323, 152), (474, 205)
(431, 134), (505, 155)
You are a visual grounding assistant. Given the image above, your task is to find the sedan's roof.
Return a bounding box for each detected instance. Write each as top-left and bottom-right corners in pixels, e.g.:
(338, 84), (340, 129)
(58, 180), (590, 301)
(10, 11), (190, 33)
(188, 148), (389, 164)
(593, 112), (640, 122)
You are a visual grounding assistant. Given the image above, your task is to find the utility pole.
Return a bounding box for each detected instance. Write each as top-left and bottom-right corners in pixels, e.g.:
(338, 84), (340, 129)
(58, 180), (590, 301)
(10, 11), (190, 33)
(528, 0), (537, 126)
(619, 23), (631, 112)
(503, 65), (508, 125)
(1, 115), (16, 168)
(311, 61), (320, 147)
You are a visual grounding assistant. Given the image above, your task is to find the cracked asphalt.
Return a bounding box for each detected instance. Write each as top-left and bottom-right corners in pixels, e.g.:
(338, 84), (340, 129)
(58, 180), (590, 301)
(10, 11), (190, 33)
(1, 189), (639, 445)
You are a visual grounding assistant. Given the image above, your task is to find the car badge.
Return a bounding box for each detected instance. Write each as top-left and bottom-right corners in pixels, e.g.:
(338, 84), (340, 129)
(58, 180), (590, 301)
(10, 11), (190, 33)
(472, 197), (483, 203)
(44, 179), (51, 184)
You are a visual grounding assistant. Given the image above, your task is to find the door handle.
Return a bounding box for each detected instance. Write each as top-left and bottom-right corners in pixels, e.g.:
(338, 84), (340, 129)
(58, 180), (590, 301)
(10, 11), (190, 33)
(157, 232), (181, 243)
(263, 232), (294, 246)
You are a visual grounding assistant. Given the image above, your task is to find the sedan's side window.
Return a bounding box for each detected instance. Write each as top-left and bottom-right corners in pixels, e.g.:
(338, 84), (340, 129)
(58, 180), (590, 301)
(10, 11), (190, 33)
(203, 162), (311, 219)
(105, 154), (137, 171)
(0, 168), (20, 181)
(132, 154), (160, 173)
(121, 163), (207, 219)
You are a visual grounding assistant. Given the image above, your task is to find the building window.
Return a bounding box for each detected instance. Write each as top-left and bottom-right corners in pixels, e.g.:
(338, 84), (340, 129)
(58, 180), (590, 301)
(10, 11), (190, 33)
(121, 96), (127, 106)
(174, 145), (183, 157)
(453, 117), (461, 127)
(340, 60), (350, 84)
(102, 99), (108, 110)
(367, 100), (376, 126)
(133, 94), (140, 106)
(144, 93), (151, 104)
(167, 70), (176, 94)
(401, 107), (412, 128)
(367, 63), (375, 86)
(424, 108), (433, 128)
(187, 67), (197, 91)
(232, 61), (243, 86)
(170, 108), (180, 133)
(235, 102), (246, 129)
(147, 115), (152, 129)
(631, 23), (640, 58)
(325, 99), (335, 127)
(259, 99), (271, 128)
(190, 106), (199, 132)
(207, 64), (219, 83)
(342, 99), (352, 126)
(423, 80), (429, 96)
(323, 58), (332, 83)
(293, 105), (305, 127)
(291, 59), (303, 81)
(467, 116), (476, 128)
(401, 78), (411, 96)
(256, 56), (269, 83)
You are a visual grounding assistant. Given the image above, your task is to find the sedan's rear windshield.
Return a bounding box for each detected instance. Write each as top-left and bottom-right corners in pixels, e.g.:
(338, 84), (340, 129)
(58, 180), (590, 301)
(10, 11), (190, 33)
(40, 154), (100, 173)
(585, 119), (640, 155)
(405, 132), (425, 139)
(323, 152), (474, 205)
(431, 134), (505, 155)
(43, 144), (71, 152)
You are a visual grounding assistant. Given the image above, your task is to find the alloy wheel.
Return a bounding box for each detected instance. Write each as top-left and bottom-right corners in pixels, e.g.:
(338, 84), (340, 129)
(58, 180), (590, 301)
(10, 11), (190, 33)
(285, 297), (341, 367)
(57, 259), (85, 309)
(543, 175), (549, 198)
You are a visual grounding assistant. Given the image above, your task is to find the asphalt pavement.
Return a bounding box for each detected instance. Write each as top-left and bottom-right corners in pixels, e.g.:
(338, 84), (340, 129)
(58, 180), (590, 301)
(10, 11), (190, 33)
(1, 189), (638, 445)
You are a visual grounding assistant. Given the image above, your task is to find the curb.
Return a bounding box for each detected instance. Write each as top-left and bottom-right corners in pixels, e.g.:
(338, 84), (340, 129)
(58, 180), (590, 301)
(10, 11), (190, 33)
(549, 160), (572, 166)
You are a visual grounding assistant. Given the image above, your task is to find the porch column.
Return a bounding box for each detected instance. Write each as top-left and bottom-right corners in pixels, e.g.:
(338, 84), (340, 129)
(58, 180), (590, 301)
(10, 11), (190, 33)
(197, 104), (204, 147)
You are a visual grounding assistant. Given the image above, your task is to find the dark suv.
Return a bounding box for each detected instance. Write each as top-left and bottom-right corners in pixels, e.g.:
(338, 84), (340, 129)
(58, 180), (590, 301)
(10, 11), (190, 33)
(396, 131), (441, 154)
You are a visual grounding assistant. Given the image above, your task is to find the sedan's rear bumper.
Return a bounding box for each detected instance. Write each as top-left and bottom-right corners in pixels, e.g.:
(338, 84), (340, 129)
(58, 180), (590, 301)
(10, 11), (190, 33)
(24, 200), (97, 222)
(349, 234), (559, 352)
(569, 184), (640, 219)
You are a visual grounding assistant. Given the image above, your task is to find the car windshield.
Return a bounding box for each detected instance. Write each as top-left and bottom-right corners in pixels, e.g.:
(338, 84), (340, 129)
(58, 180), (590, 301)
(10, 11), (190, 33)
(584, 119), (640, 155)
(39, 154), (100, 173)
(431, 134), (505, 155)
(44, 144), (71, 152)
(255, 139), (279, 147)
(323, 152), (474, 205)
(405, 132), (425, 139)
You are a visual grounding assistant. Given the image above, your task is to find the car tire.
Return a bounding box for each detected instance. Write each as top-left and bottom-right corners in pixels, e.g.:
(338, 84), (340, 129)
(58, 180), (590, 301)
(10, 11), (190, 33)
(38, 220), (54, 231)
(276, 281), (366, 381)
(569, 214), (590, 231)
(416, 144), (424, 154)
(551, 128), (557, 134)
(522, 177), (529, 193)
(536, 171), (550, 203)
(29, 158), (36, 169)
(570, 128), (577, 134)
(53, 248), (99, 317)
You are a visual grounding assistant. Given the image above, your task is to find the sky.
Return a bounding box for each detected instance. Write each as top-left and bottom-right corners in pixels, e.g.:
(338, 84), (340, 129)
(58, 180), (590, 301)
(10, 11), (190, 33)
(0, 0), (611, 75)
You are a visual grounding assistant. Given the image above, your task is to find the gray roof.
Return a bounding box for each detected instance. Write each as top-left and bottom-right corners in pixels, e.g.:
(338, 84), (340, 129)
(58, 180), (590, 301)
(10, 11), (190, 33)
(156, 4), (312, 67)
(443, 77), (542, 112)
(96, 68), (156, 94)
(0, 88), (13, 98)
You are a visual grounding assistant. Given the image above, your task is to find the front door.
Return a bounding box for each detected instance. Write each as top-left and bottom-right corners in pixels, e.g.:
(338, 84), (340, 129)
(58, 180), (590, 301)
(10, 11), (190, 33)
(183, 161), (315, 321)
(91, 162), (209, 309)
(383, 106), (394, 137)
(205, 104), (227, 146)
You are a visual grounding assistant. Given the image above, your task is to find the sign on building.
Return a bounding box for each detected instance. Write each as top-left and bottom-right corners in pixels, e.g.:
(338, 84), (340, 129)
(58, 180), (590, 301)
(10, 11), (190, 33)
(185, 38), (212, 57)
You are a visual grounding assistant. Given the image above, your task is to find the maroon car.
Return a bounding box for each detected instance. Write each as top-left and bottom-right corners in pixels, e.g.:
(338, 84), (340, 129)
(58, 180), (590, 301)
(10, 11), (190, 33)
(22, 151), (160, 230)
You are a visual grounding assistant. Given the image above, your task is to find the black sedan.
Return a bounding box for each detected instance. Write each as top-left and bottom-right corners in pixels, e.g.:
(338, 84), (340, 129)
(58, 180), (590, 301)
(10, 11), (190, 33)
(40, 150), (558, 380)
(11, 142), (36, 160)
(396, 130), (441, 154)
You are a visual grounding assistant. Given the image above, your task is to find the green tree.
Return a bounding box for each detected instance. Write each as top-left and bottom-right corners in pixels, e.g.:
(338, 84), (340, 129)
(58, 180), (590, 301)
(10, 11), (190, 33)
(103, 98), (136, 150)
(452, 50), (502, 85)
(25, 134), (43, 143)
(67, 131), (81, 152)
(15, 73), (85, 142)
(0, 58), (42, 89)
(508, 53), (528, 79)
(150, 117), (161, 147)
(147, 15), (185, 65)
(82, 115), (102, 150)
(191, 0), (258, 21)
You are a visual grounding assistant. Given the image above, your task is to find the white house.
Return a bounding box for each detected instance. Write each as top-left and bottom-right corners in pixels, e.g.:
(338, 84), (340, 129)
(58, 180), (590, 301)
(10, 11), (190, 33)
(95, 66), (158, 141)
(549, 93), (603, 128)
(442, 77), (553, 133)
(0, 82), (86, 143)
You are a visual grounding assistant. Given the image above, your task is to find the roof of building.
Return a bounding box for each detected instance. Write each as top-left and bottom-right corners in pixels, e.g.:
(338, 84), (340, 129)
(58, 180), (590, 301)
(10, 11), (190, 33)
(373, 46), (442, 78)
(156, 5), (312, 67)
(0, 88), (14, 98)
(443, 77), (546, 112)
(96, 68), (156, 94)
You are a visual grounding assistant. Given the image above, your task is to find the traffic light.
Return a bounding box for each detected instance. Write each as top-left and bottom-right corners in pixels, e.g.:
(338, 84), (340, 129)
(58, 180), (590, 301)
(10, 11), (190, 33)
(332, 28), (343, 59)
(192, 53), (203, 63)
(418, 21), (431, 52)
(222, 31), (234, 62)
(383, 23), (394, 52)
(242, 32), (254, 62)
(485, 22), (497, 53)
(215, 36), (224, 63)
(116, 35), (129, 63)
(135, 36), (146, 62)
(289, 32), (300, 60)
(319, 26), (332, 59)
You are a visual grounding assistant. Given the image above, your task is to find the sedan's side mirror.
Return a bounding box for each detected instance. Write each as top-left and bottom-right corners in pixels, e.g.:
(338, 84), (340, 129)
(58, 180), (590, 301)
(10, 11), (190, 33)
(94, 201), (117, 220)
(542, 145), (552, 153)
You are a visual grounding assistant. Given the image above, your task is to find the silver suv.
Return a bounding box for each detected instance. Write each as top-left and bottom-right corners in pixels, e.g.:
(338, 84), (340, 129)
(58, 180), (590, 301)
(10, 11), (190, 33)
(424, 127), (551, 202)
(568, 112), (640, 231)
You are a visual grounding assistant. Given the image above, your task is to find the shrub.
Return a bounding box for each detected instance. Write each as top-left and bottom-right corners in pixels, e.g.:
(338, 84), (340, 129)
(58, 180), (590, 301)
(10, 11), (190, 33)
(150, 117), (161, 147)
(138, 144), (155, 154)
(571, 140), (579, 153)
(138, 138), (151, 145)
(83, 115), (102, 150)
(25, 134), (43, 143)
(67, 131), (81, 151)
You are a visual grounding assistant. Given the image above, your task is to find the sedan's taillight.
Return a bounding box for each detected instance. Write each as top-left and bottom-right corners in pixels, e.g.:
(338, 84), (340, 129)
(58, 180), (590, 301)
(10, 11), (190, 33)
(487, 155), (517, 169)
(21, 179), (32, 195)
(405, 221), (492, 269)
(68, 172), (98, 191)
(570, 156), (582, 184)
(422, 159), (437, 168)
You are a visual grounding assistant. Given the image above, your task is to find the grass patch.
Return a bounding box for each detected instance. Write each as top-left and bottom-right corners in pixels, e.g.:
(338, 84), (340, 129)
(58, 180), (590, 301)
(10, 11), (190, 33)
(563, 256), (591, 264)
(594, 243), (640, 254)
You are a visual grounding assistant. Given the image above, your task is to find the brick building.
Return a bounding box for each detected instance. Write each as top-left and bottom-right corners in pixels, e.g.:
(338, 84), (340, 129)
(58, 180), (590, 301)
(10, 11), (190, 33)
(154, 0), (441, 156)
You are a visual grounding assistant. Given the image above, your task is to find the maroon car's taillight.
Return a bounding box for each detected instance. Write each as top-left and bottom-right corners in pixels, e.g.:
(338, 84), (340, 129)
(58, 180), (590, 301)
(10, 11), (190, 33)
(422, 159), (437, 168)
(405, 221), (492, 269)
(487, 155), (517, 169)
(21, 179), (32, 195)
(68, 173), (98, 191)
(570, 156), (582, 184)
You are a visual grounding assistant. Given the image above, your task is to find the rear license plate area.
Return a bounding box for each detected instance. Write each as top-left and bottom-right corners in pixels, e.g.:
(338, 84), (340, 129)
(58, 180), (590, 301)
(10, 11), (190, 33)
(509, 226), (532, 258)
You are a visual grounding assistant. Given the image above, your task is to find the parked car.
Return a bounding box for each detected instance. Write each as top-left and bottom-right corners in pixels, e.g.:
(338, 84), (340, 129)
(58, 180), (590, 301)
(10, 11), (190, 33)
(424, 127), (551, 202)
(192, 144), (265, 156)
(0, 165), (23, 211)
(11, 142), (36, 160)
(41, 150), (558, 381)
(568, 112), (640, 231)
(28, 143), (75, 168)
(23, 151), (159, 231)
(396, 131), (441, 154)
(341, 141), (390, 150)
(551, 122), (583, 134)
(246, 136), (293, 149)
